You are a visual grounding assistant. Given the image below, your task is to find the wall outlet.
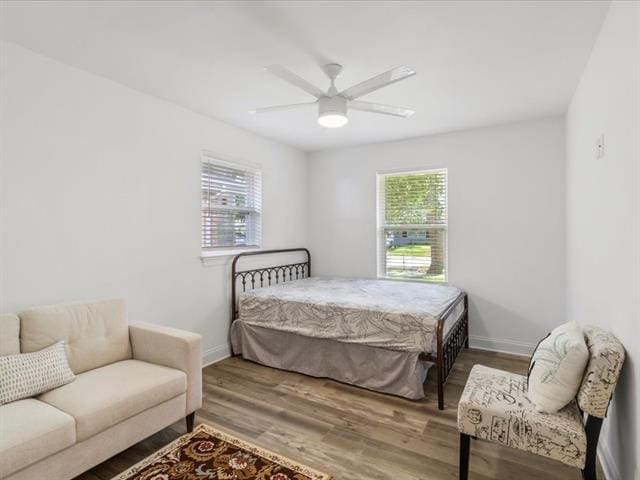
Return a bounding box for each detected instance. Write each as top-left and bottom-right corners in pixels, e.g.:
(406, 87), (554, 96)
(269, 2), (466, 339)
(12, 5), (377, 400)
(596, 134), (605, 159)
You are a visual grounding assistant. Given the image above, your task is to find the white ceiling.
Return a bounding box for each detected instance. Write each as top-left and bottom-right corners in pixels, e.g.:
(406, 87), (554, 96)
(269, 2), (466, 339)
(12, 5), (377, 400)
(1, 1), (608, 152)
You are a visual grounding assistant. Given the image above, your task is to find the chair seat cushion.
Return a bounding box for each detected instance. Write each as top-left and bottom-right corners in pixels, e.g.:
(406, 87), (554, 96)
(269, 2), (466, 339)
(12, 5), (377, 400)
(457, 364), (586, 469)
(0, 399), (76, 478)
(38, 359), (186, 441)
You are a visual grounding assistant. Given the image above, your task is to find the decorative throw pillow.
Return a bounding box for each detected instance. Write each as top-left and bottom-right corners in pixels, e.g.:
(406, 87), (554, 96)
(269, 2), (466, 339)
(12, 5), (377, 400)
(527, 332), (551, 383)
(527, 322), (589, 413)
(0, 341), (75, 405)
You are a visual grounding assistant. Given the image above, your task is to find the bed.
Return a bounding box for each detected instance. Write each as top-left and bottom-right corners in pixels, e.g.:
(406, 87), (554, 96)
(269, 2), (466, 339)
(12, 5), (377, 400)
(229, 248), (468, 409)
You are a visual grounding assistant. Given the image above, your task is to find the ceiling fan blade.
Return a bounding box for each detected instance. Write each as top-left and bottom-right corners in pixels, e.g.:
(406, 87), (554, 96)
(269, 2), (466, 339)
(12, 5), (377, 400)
(339, 66), (416, 100)
(265, 65), (326, 99)
(249, 102), (316, 114)
(349, 100), (415, 118)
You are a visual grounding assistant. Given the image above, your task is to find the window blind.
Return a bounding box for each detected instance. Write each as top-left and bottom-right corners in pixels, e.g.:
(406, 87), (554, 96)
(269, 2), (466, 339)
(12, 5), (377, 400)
(201, 154), (262, 249)
(376, 169), (448, 282)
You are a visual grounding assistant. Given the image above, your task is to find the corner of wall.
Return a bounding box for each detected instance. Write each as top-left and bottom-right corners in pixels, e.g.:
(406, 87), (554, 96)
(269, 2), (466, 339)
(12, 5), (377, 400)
(202, 344), (231, 368)
(303, 149), (313, 250)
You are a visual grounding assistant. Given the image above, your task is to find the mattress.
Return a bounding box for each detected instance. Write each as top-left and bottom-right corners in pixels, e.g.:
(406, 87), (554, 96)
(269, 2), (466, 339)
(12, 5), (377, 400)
(238, 276), (464, 352)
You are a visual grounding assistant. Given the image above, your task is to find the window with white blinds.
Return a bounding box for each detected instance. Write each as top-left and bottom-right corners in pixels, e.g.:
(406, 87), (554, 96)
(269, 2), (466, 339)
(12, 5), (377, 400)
(201, 154), (262, 250)
(377, 168), (448, 282)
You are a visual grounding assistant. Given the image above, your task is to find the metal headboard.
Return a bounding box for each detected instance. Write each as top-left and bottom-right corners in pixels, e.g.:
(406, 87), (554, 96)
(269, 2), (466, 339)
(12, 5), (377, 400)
(231, 248), (311, 321)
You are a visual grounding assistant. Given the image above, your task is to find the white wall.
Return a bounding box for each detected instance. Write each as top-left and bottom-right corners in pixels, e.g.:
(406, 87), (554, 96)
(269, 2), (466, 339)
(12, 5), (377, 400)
(308, 117), (566, 354)
(566, 2), (640, 479)
(0, 42), (308, 364)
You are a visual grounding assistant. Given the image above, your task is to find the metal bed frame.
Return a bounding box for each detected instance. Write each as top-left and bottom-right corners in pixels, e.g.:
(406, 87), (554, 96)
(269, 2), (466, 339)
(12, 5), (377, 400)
(231, 247), (468, 410)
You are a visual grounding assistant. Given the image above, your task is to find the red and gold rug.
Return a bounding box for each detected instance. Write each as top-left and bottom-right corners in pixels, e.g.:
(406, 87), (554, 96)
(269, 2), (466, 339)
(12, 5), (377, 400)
(112, 423), (331, 480)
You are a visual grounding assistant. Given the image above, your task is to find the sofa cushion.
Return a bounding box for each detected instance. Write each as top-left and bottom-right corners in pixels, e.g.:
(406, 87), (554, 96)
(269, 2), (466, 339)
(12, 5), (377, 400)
(0, 398), (76, 478)
(458, 364), (587, 469)
(38, 359), (187, 441)
(0, 314), (20, 355)
(19, 299), (132, 374)
(0, 341), (75, 405)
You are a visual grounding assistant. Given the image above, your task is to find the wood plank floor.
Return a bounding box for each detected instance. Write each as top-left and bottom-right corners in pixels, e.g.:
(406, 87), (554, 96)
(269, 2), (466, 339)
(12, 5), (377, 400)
(77, 349), (601, 480)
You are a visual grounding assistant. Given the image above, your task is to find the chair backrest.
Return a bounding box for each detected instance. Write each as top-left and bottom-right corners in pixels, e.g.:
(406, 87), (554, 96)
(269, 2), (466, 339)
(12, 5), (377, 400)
(0, 314), (20, 355)
(19, 299), (132, 374)
(576, 326), (625, 418)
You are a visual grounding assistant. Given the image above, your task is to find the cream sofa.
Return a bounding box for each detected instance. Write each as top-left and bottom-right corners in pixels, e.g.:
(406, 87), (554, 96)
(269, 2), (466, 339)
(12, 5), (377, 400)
(0, 299), (202, 480)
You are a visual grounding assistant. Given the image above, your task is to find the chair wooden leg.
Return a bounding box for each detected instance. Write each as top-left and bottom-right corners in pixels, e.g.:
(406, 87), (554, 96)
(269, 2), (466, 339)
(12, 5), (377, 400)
(459, 433), (471, 480)
(582, 415), (603, 480)
(186, 412), (195, 433)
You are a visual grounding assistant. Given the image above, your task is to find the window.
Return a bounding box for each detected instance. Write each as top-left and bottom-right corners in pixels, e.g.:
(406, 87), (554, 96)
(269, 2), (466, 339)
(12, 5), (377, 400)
(201, 154), (261, 250)
(377, 168), (448, 282)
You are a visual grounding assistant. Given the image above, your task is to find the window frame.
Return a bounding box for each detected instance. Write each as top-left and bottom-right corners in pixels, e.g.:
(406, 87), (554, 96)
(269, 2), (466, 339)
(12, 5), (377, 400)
(376, 167), (449, 283)
(200, 151), (262, 258)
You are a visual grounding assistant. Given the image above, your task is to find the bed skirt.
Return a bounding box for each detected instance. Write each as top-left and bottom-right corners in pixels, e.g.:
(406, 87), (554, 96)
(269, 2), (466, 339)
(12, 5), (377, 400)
(230, 321), (430, 400)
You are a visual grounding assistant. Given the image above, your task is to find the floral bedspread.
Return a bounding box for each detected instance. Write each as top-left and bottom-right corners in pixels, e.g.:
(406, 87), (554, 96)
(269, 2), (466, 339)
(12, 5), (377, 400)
(238, 276), (463, 352)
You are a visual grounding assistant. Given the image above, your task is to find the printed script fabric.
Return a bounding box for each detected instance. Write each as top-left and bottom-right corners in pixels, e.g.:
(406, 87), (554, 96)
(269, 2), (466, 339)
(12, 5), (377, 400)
(458, 364), (587, 468)
(239, 276), (463, 352)
(576, 325), (625, 418)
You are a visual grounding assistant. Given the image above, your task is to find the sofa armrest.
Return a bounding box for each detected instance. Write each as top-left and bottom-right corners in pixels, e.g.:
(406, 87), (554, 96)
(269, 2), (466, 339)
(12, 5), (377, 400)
(129, 323), (202, 414)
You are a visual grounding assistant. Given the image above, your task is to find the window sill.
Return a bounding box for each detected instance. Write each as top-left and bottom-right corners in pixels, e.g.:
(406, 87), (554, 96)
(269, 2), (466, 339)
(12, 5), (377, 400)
(377, 275), (448, 285)
(200, 248), (260, 267)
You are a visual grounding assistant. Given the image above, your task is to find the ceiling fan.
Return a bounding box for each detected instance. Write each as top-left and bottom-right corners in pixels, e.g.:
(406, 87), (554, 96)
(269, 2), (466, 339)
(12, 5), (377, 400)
(249, 63), (416, 128)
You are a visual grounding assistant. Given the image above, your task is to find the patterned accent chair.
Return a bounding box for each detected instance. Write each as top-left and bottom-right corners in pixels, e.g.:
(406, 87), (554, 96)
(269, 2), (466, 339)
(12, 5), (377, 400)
(457, 326), (625, 480)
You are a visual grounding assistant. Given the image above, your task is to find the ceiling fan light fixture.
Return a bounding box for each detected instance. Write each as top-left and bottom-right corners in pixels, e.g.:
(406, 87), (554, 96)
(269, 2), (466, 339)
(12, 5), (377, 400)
(251, 63), (416, 126)
(318, 113), (348, 128)
(317, 96), (348, 128)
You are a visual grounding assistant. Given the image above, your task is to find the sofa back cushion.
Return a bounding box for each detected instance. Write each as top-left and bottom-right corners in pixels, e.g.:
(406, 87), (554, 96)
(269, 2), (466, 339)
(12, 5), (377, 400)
(19, 299), (131, 374)
(0, 314), (20, 355)
(576, 326), (625, 418)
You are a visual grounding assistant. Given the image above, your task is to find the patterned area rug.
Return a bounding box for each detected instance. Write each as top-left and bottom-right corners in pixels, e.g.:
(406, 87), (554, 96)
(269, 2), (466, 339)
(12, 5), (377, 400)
(112, 423), (331, 480)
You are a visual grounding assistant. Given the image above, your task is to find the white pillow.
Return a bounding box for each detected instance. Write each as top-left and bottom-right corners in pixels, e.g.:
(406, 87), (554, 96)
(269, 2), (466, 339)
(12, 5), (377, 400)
(0, 341), (75, 405)
(527, 322), (589, 413)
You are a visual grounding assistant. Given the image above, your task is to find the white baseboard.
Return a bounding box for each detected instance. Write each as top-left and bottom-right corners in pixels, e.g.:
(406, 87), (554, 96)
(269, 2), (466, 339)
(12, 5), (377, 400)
(598, 439), (619, 480)
(202, 344), (231, 367)
(469, 335), (535, 357)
